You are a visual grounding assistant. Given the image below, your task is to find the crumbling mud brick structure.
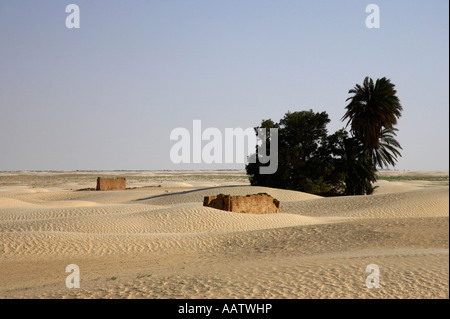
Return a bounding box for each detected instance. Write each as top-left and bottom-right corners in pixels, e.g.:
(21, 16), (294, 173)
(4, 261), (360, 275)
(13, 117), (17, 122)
(203, 193), (281, 214)
(96, 177), (126, 191)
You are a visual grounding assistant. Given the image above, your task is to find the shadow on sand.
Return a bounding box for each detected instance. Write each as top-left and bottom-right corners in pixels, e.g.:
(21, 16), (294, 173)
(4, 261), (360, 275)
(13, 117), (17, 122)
(133, 184), (251, 202)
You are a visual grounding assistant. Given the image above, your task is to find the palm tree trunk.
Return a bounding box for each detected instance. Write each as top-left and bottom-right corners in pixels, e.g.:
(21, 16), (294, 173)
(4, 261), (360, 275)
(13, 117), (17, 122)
(358, 182), (365, 195)
(360, 149), (370, 195)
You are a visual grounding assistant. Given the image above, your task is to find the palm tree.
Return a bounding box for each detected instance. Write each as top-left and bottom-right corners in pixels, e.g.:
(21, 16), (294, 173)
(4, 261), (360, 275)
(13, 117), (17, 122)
(370, 128), (402, 169)
(342, 77), (403, 150)
(338, 133), (377, 195)
(341, 76), (403, 194)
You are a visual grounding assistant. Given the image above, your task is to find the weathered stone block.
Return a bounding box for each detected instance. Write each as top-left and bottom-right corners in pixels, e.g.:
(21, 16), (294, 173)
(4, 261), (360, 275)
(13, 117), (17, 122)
(203, 193), (280, 214)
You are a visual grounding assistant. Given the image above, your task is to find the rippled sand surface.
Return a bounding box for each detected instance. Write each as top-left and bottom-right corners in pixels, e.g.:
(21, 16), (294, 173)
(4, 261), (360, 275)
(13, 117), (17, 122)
(0, 171), (448, 299)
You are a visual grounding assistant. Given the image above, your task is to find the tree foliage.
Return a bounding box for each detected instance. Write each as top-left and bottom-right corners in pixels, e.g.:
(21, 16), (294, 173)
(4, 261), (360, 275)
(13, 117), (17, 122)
(246, 77), (403, 196)
(342, 76), (402, 150)
(246, 110), (344, 196)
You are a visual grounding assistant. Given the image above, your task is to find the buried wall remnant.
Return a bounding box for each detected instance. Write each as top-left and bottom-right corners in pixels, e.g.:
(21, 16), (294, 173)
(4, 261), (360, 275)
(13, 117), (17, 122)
(96, 177), (126, 191)
(203, 193), (281, 214)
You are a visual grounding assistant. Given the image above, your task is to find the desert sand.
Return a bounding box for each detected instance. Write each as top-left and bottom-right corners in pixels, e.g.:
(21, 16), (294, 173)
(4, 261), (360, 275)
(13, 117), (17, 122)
(0, 170), (448, 299)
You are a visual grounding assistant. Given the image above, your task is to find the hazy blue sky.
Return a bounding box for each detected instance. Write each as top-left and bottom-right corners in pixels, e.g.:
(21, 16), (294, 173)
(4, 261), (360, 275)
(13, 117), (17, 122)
(0, 0), (448, 171)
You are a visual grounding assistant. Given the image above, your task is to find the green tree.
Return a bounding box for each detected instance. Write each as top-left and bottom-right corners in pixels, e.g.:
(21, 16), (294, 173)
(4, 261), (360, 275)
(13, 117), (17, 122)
(246, 76), (403, 196)
(332, 130), (377, 195)
(246, 110), (343, 195)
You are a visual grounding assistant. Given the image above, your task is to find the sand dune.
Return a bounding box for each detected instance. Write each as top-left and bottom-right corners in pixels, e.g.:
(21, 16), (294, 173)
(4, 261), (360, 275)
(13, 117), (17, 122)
(0, 172), (448, 299)
(373, 180), (422, 194)
(137, 185), (321, 206)
(282, 187), (448, 218)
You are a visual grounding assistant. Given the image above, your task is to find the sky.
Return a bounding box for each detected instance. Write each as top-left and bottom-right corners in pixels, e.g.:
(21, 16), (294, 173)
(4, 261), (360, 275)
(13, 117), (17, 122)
(0, 0), (448, 171)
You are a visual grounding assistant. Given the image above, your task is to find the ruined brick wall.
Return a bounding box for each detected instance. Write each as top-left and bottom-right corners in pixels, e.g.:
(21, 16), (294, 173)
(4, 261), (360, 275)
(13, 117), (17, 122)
(96, 177), (126, 191)
(203, 193), (280, 214)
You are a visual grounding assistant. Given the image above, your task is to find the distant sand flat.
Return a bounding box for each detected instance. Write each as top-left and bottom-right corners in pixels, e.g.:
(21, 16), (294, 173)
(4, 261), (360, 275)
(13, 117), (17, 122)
(0, 171), (448, 299)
